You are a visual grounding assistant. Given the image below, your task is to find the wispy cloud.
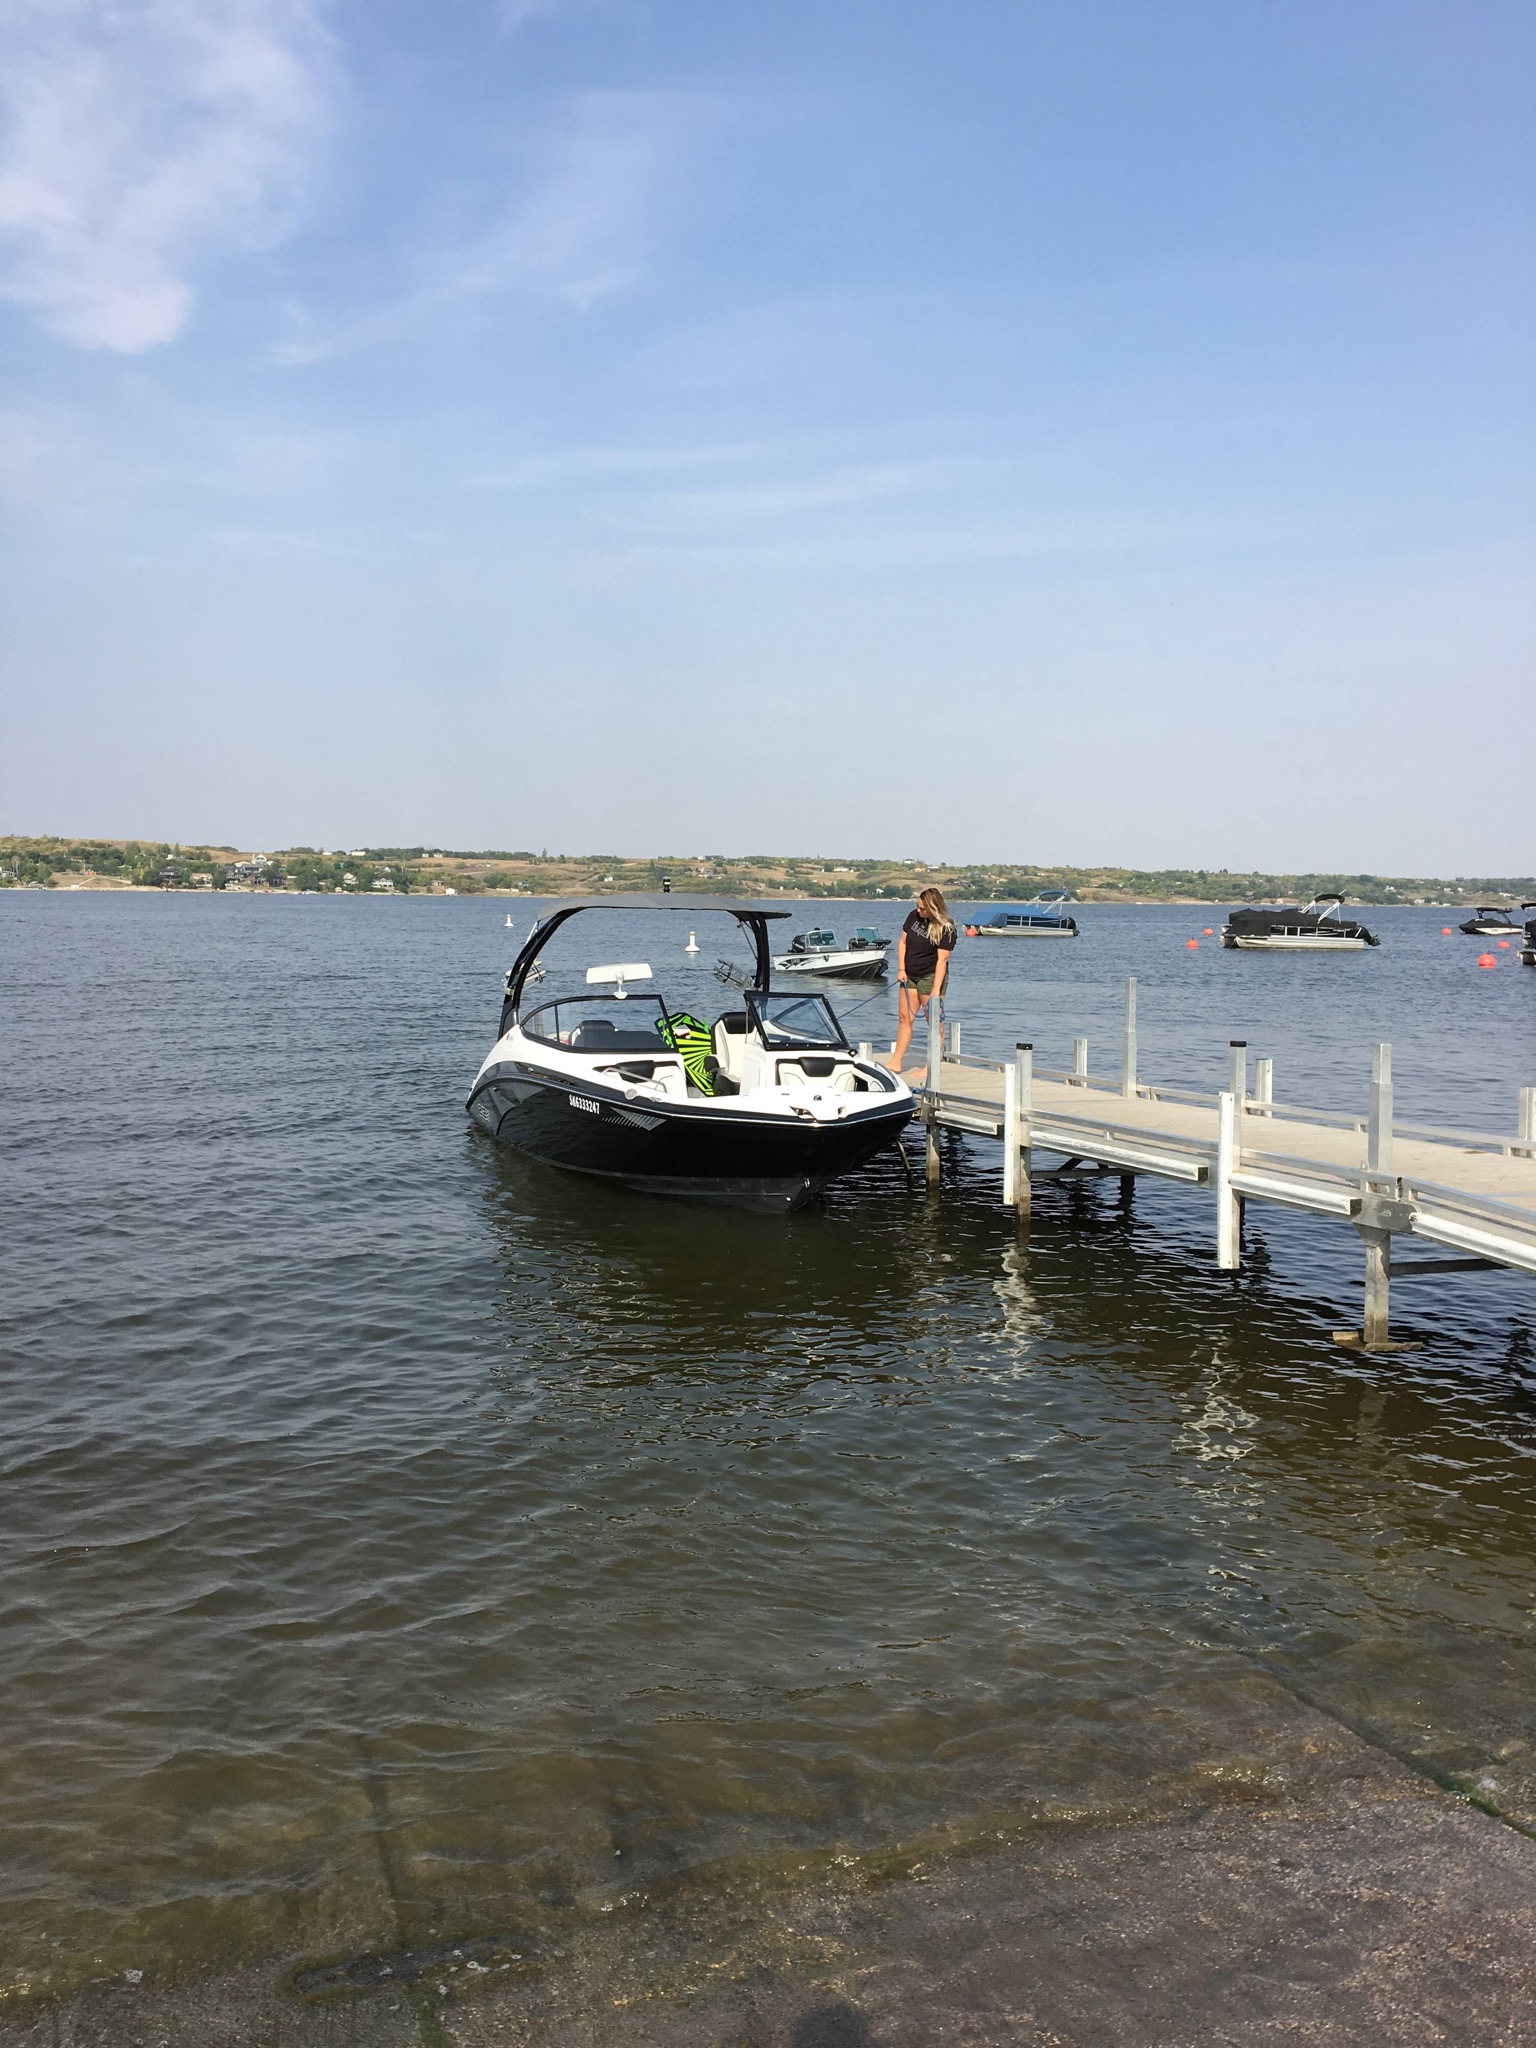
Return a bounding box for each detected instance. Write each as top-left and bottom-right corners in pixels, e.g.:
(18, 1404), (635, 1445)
(275, 89), (711, 364)
(0, 0), (333, 352)
(496, 0), (563, 30)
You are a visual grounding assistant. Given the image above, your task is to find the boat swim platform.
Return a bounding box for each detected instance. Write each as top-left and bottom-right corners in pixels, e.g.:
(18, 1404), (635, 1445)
(889, 977), (1536, 1353)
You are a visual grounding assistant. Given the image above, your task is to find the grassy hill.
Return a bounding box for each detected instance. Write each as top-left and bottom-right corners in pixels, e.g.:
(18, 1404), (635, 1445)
(4, 835), (1531, 907)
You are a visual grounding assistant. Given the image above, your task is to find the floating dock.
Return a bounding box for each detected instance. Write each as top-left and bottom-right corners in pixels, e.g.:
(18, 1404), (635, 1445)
(891, 978), (1536, 1351)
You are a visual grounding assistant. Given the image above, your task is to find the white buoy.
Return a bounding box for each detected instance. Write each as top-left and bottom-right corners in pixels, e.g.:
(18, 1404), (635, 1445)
(685, 930), (699, 954)
(505, 914), (514, 927)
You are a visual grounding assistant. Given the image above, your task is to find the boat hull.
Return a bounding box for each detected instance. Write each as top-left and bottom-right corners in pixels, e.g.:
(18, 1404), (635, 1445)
(468, 1063), (911, 1212)
(1222, 933), (1370, 950)
(774, 950), (888, 979)
(973, 925), (1077, 938)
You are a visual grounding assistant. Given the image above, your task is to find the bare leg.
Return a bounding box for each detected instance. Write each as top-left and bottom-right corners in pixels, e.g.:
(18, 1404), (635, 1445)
(885, 985), (921, 1070)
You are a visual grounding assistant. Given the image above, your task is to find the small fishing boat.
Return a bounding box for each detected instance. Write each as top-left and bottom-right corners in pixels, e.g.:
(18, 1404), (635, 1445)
(1221, 894), (1379, 951)
(969, 890), (1078, 939)
(1520, 905), (1536, 969)
(1459, 906), (1524, 936)
(467, 895), (912, 1212)
(773, 926), (890, 979)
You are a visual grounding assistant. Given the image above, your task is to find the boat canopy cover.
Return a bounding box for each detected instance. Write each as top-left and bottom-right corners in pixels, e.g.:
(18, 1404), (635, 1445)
(1224, 903), (1369, 935)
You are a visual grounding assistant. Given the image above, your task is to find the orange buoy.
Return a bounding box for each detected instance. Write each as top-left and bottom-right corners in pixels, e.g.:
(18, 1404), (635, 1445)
(1441, 926), (1453, 935)
(1202, 927), (1214, 936)
(1478, 952), (1497, 968)
(1498, 939), (1510, 948)
(1185, 938), (1199, 950)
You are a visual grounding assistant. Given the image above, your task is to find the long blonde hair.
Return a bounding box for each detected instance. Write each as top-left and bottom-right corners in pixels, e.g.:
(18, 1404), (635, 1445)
(916, 886), (955, 946)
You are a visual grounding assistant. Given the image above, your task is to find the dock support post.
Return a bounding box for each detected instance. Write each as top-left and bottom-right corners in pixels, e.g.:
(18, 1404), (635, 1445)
(1368, 1043), (1393, 1184)
(925, 1000), (942, 1187)
(1254, 1056), (1273, 1118)
(1229, 1041), (1247, 1114)
(1002, 1043), (1032, 1214)
(1334, 1044), (1421, 1352)
(1215, 1089), (1241, 1270)
(1517, 1085), (1536, 1160)
(949, 1020), (963, 1057)
(858, 1041), (872, 1061)
(1072, 1037), (1088, 1087)
(1121, 978), (1138, 1099)
(1361, 1229), (1392, 1350)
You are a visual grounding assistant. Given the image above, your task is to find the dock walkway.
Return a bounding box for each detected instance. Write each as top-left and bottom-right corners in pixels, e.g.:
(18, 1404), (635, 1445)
(897, 977), (1536, 1350)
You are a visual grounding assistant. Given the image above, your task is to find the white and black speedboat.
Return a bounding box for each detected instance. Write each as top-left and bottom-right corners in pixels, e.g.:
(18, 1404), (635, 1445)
(1221, 894), (1379, 950)
(1459, 905), (1525, 937)
(773, 925), (890, 979)
(467, 896), (912, 1213)
(969, 891), (1078, 939)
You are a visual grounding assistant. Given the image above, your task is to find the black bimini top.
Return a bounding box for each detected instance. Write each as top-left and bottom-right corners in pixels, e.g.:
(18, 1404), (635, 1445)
(503, 893), (792, 1017)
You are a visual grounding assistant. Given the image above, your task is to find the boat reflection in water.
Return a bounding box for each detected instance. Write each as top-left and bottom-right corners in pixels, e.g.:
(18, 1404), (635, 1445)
(467, 895), (912, 1213)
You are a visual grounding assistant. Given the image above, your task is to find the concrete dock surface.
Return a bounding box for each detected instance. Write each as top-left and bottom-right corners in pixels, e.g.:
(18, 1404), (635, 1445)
(7, 1685), (1535, 2048)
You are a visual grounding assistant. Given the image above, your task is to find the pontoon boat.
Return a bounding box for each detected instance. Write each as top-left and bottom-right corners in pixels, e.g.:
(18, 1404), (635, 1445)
(467, 896), (912, 1212)
(971, 891), (1078, 938)
(1221, 894), (1379, 950)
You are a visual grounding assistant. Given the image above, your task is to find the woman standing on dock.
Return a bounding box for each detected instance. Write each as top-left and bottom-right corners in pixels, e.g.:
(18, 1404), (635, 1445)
(887, 887), (957, 1074)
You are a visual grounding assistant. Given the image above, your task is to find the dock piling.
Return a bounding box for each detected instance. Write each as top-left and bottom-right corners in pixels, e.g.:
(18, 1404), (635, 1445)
(1122, 978), (1138, 1099)
(1254, 1057), (1274, 1118)
(925, 1001), (943, 1186)
(1003, 1044), (1033, 1214)
(1518, 1085), (1535, 1160)
(1360, 1227), (1392, 1349)
(1229, 1040), (1248, 1114)
(1072, 1037), (1089, 1087)
(1215, 1090), (1241, 1269)
(1368, 1043), (1393, 1184)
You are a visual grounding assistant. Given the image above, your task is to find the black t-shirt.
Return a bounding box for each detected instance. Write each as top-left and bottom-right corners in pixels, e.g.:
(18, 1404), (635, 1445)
(902, 910), (956, 980)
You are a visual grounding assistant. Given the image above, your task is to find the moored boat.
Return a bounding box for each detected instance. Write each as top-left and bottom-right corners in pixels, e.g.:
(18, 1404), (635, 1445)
(467, 896), (912, 1212)
(1221, 894), (1379, 951)
(1459, 905), (1524, 937)
(773, 925), (890, 979)
(969, 891), (1078, 939)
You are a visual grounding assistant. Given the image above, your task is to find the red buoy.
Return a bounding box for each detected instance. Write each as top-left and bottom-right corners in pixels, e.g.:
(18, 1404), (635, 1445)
(1186, 938), (1199, 950)
(1478, 952), (1497, 969)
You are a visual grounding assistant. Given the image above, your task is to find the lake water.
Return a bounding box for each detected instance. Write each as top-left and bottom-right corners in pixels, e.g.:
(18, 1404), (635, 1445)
(3, 892), (1534, 2008)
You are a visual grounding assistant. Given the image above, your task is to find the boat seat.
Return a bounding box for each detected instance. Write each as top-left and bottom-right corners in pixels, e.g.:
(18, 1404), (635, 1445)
(777, 1058), (859, 1091)
(712, 1012), (748, 1080)
(569, 1021), (662, 1051)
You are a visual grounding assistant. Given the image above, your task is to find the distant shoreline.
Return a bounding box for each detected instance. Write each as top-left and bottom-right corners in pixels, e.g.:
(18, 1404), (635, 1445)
(5, 837), (1530, 908)
(11, 884), (1482, 910)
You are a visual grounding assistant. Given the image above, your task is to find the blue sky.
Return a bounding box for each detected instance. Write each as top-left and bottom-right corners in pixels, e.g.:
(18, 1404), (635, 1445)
(1, 0), (1531, 869)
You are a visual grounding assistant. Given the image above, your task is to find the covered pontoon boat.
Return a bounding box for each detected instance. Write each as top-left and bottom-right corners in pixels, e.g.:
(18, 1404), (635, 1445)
(1221, 894), (1379, 951)
(467, 896), (912, 1212)
(971, 891), (1078, 938)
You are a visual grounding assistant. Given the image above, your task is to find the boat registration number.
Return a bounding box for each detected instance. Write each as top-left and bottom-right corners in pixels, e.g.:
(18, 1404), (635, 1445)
(568, 1095), (601, 1115)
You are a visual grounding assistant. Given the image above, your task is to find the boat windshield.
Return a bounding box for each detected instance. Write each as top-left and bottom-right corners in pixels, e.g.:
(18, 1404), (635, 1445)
(746, 990), (848, 1049)
(851, 927), (882, 944)
(522, 992), (675, 1053)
